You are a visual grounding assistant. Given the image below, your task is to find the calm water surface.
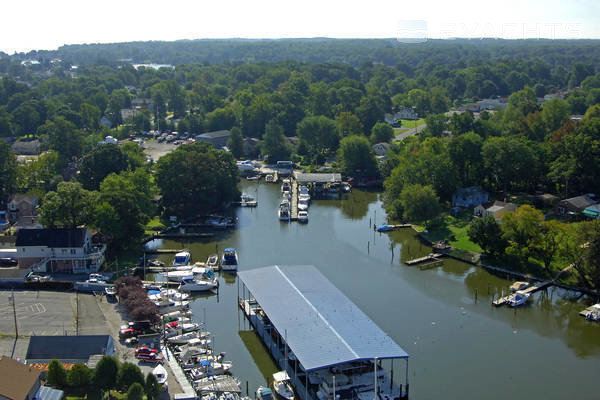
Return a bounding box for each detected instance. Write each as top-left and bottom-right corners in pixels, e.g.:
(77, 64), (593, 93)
(147, 181), (600, 400)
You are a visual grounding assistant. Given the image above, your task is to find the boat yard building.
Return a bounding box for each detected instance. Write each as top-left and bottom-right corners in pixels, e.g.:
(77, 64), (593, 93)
(239, 265), (409, 400)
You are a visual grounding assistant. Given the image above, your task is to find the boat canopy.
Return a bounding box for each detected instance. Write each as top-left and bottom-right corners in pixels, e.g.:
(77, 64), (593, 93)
(273, 371), (291, 381)
(239, 265), (408, 372)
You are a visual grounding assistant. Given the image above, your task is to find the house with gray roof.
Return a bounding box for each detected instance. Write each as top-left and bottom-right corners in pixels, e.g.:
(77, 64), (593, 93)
(195, 130), (231, 149)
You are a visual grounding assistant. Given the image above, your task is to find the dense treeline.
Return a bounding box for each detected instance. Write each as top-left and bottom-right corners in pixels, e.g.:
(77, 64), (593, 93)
(10, 38), (600, 69)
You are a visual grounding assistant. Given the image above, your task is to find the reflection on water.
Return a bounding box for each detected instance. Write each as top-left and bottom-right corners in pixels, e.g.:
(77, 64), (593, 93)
(149, 181), (600, 400)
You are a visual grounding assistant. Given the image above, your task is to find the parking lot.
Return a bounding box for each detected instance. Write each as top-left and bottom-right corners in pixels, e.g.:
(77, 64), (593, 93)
(0, 290), (76, 336)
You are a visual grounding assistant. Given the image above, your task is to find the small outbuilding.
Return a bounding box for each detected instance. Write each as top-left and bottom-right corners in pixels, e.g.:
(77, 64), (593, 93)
(26, 335), (115, 364)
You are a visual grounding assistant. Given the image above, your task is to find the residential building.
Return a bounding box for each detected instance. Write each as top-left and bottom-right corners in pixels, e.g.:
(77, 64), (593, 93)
(25, 335), (115, 365)
(131, 98), (153, 109)
(372, 142), (391, 158)
(10, 140), (41, 156)
(583, 204), (600, 219)
(7, 194), (38, 224)
(384, 107), (418, 126)
(474, 200), (517, 221)
(195, 130), (231, 149)
(15, 228), (106, 273)
(0, 356), (42, 400)
(120, 108), (140, 121)
(452, 186), (489, 208)
(477, 98), (508, 111)
(555, 194), (598, 216)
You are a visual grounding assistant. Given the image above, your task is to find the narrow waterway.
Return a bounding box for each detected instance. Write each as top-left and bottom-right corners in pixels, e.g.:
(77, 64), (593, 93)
(147, 181), (600, 399)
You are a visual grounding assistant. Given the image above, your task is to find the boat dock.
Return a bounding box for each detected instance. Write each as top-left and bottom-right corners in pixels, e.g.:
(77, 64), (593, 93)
(291, 180), (299, 221)
(238, 265), (410, 400)
(144, 248), (185, 254)
(162, 343), (196, 397)
(492, 281), (552, 307)
(195, 375), (242, 394)
(405, 253), (445, 265)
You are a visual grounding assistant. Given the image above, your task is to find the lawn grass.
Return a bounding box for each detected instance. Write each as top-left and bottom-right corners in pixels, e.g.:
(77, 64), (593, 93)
(144, 215), (167, 236)
(399, 118), (426, 128)
(418, 214), (483, 253)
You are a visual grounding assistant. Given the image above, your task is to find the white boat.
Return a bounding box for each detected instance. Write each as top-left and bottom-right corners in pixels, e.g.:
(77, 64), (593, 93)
(240, 194), (258, 207)
(206, 254), (220, 270)
(237, 160), (256, 173)
(189, 361), (233, 380)
(221, 248), (238, 272)
(508, 291), (531, 307)
(168, 331), (210, 345)
(265, 175), (275, 183)
(172, 251), (191, 268)
(160, 288), (190, 301)
(161, 310), (192, 320)
(272, 371), (294, 400)
(279, 200), (290, 222)
(298, 210), (308, 223)
(298, 193), (310, 202)
(256, 387), (274, 400)
(157, 300), (190, 314)
(281, 179), (291, 193)
(164, 270), (194, 282)
(104, 286), (117, 296)
(298, 200), (309, 211)
(178, 276), (219, 292)
(180, 352), (226, 369)
(152, 364), (168, 386)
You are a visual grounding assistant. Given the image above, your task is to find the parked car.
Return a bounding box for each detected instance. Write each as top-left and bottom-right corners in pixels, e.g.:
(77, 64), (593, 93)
(135, 346), (159, 356)
(0, 258), (17, 267)
(119, 327), (142, 340)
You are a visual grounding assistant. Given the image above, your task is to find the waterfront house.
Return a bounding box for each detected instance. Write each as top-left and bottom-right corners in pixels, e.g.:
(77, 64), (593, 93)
(195, 130), (231, 149)
(474, 200), (517, 221)
(7, 194), (38, 224)
(26, 335), (115, 365)
(10, 140), (41, 156)
(452, 186), (489, 208)
(15, 228), (106, 273)
(555, 194), (598, 216)
(0, 356), (42, 400)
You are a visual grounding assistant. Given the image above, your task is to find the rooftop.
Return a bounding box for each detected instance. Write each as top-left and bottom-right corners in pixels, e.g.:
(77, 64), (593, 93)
(0, 356), (41, 400)
(293, 172), (342, 184)
(26, 335), (112, 362)
(16, 228), (88, 248)
(239, 265), (408, 372)
(196, 130), (231, 139)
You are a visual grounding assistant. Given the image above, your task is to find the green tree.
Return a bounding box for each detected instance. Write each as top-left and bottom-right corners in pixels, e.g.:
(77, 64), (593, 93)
(541, 98), (569, 133)
(126, 382), (145, 400)
(39, 181), (97, 228)
(261, 119), (291, 163)
(118, 362), (145, 391)
(145, 373), (161, 400)
(47, 359), (67, 388)
(501, 205), (544, 262)
(482, 137), (539, 194)
(369, 122), (394, 143)
(448, 132), (483, 185)
(398, 184), (441, 226)
(97, 169), (156, 245)
(338, 135), (379, 177)
(0, 141), (17, 204)
(155, 142), (240, 217)
(467, 216), (506, 255)
(93, 355), (119, 390)
(37, 116), (85, 165)
(296, 115), (339, 158)
(78, 144), (130, 190)
(67, 363), (92, 388)
(335, 112), (363, 137)
(227, 126), (245, 159)
(206, 106), (236, 131)
(562, 220), (600, 289)
(424, 114), (447, 137)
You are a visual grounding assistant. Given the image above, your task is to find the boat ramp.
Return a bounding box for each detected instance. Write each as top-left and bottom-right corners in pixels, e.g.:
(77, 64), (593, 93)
(492, 281), (552, 307)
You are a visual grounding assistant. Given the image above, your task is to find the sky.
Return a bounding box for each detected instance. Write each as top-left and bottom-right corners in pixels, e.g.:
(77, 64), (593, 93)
(2, 0), (599, 54)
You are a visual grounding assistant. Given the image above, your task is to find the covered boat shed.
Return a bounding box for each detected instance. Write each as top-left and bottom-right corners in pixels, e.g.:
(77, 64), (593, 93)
(238, 265), (409, 400)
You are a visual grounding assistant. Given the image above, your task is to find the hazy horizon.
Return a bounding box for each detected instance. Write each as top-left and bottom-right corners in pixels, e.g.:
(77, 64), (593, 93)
(3, 0), (599, 54)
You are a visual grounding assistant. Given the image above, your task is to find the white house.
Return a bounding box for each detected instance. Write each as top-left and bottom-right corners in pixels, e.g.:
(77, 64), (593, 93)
(15, 228), (105, 274)
(474, 201), (517, 221)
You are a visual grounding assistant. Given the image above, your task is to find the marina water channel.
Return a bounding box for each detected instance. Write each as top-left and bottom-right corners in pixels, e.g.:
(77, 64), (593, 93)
(146, 180), (600, 400)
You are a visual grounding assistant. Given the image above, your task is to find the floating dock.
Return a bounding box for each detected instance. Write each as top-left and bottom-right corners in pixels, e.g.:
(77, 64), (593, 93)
(405, 253), (444, 265)
(144, 248), (185, 254)
(161, 343), (196, 397)
(290, 180), (299, 221)
(492, 281), (552, 307)
(194, 375), (242, 394)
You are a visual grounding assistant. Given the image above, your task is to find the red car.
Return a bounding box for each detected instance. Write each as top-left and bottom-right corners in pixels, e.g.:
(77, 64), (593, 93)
(135, 346), (159, 356)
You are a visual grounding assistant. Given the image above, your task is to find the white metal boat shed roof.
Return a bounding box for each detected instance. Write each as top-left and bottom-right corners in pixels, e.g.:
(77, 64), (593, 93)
(293, 172), (342, 184)
(238, 265), (408, 371)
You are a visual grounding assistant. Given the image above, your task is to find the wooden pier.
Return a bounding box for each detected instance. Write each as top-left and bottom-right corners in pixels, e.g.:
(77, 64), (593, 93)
(290, 179), (299, 221)
(143, 248), (185, 254)
(492, 281), (552, 307)
(405, 253), (444, 265)
(194, 375), (241, 394)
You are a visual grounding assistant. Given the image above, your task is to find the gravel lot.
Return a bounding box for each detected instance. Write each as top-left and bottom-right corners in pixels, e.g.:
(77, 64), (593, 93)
(143, 141), (178, 161)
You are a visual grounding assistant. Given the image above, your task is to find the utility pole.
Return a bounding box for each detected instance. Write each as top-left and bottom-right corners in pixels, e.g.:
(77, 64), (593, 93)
(10, 289), (18, 338)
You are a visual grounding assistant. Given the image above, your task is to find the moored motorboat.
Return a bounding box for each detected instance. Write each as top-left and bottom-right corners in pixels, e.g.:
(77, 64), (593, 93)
(265, 174), (274, 183)
(272, 371), (294, 400)
(105, 286), (117, 296)
(172, 251), (191, 268)
(297, 210), (308, 223)
(152, 364), (168, 386)
(279, 200), (290, 222)
(256, 387), (274, 400)
(189, 360), (233, 379)
(507, 291), (531, 307)
(168, 331), (211, 345)
(178, 276), (219, 292)
(221, 248), (238, 272)
(164, 270), (194, 282)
